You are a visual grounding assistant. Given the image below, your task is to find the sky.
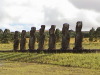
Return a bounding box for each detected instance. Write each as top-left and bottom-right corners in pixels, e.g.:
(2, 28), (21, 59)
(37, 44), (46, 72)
(0, 0), (100, 31)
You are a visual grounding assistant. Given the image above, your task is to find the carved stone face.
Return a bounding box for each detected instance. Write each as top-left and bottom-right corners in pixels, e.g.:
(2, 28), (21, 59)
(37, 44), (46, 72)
(14, 31), (19, 39)
(63, 23), (69, 30)
(32, 27), (36, 33)
(30, 27), (36, 37)
(41, 25), (45, 29)
(15, 31), (19, 35)
(76, 21), (82, 32)
(31, 27), (36, 32)
(51, 25), (56, 29)
(22, 30), (26, 36)
(49, 25), (56, 35)
(62, 23), (69, 35)
(40, 25), (45, 35)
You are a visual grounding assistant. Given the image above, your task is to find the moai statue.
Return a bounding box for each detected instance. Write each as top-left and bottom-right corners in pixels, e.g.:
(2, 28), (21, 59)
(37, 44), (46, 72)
(29, 27), (36, 50)
(38, 25), (45, 50)
(61, 23), (70, 50)
(48, 25), (56, 50)
(20, 30), (26, 51)
(13, 31), (20, 51)
(73, 21), (83, 50)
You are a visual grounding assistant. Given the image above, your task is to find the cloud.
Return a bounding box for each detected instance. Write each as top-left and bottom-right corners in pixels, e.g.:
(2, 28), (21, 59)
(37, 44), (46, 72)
(42, 3), (100, 31)
(0, 0), (100, 31)
(69, 0), (100, 12)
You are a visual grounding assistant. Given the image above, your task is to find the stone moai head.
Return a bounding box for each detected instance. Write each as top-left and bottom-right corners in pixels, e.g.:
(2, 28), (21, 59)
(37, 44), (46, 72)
(14, 31), (19, 39)
(40, 25), (45, 35)
(31, 27), (36, 31)
(62, 23), (69, 35)
(63, 23), (69, 30)
(51, 25), (56, 29)
(41, 25), (45, 29)
(30, 27), (36, 37)
(49, 25), (56, 35)
(76, 21), (82, 32)
(31, 27), (36, 33)
(21, 30), (26, 38)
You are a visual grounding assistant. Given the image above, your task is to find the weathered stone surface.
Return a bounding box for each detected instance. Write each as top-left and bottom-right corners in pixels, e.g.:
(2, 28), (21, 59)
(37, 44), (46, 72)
(38, 25), (45, 50)
(20, 30), (26, 51)
(48, 25), (56, 50)
(29, 27), (36, 50)
(61, 23), (70, 50)
(13, 31), (19, 51)
(73, 21), (83, 50)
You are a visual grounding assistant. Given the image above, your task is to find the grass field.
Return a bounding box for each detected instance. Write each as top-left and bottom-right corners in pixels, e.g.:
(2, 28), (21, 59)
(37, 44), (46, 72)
(0, 52), (100, 75)
(0, 61), (100, 75)
(0, 38), (100, 75)
(0, 52), (100, 69)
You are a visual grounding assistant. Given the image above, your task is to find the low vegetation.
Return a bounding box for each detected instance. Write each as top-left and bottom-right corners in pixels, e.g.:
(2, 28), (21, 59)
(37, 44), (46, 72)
(0, 37), (100, 75)
(0, 52), (100, 69)
(0, 61), (100, 75)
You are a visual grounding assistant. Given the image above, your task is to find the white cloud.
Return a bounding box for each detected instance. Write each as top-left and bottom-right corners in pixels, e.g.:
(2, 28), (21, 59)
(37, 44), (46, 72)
(0, 0), (100, 31)
(69, 0), (100, 12)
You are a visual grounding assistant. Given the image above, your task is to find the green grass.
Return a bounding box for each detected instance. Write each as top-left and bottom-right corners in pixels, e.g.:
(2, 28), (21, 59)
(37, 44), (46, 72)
(0, 38), (100, 74)
(0, 52), (100, 69)
(0, 61), (100, 75)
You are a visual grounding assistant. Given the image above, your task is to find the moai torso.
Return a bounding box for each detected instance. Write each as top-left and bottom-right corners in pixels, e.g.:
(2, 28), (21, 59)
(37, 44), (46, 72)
(13, 31), (19, 51)
(48, 25), (56, 50)
(29, 27), (36, 50)
(38, 25), (45, 50)
(20, 30), (26, 51)
(61, 23), (70, 50)
(73, 21), (83, 50)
